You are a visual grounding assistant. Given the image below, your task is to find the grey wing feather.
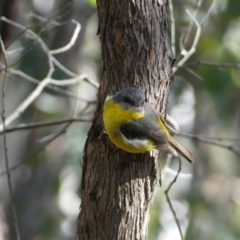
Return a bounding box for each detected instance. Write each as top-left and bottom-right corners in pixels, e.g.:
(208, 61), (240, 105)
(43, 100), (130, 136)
(120, 103), (168, 146)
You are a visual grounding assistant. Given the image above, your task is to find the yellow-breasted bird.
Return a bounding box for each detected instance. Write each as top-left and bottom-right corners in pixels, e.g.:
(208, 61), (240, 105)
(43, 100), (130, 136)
(103, 87), (193, 163)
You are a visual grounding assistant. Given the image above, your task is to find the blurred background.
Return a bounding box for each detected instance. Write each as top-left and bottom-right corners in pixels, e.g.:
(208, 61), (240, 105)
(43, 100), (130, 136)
(0, 0), (239, 239)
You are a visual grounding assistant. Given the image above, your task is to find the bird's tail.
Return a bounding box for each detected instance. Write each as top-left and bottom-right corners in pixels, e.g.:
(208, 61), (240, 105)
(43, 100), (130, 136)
(168, 136), (194, 163)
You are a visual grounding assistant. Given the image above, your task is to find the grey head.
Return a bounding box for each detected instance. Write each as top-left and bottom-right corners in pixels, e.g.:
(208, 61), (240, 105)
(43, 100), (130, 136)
(112, 88), (146, 113)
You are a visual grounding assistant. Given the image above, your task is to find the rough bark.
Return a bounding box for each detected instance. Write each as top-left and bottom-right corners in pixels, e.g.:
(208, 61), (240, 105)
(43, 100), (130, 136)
(78, 0), (174, 239)
(0, 0), (18, 44)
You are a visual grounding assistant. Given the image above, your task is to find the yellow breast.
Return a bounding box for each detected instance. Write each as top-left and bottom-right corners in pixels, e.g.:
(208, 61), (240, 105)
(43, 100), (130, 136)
(103, 98), (143, 126)
(103, 98), (154, 153)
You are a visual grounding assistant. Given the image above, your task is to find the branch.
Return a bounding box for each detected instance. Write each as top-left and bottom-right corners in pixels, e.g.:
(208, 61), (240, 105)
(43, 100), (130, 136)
(172, 9), (201, 73)
(182, 0), (202, 48)
(173, 1), (216, 74)
(165, 167), (192, 180)
(169, 0), (176, 56)
(165, 157), (184, 240)
(0, 73), (96, 130)
(200, 0), (216, 26)
(0, 90), (90, 177)
(49, 19), (80, 55)
(28, 12), (65, 27)
(184, 67), (204, 81)
(0, 17), (80, 78)
(184, 60), (240, 69)
(0, 116), (93, 135)
(7, 69), (97, 102)
(50, 74), (99, 88)
(178, 133), (240, 156)
(0, 17), (99, 132)
(0, 36), (22, 240)
(0, 122), (72, 178)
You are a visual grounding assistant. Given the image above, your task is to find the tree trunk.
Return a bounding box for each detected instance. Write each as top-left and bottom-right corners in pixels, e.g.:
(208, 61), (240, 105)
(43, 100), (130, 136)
(78, 0), (174, 239)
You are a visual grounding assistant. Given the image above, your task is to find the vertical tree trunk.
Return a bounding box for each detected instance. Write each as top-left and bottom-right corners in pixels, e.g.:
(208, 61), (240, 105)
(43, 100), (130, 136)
(78, 0), (174, 239)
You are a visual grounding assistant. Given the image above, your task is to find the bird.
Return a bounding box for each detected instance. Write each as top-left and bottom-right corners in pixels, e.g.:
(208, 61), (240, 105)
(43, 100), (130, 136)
(103, 87), (193, 163)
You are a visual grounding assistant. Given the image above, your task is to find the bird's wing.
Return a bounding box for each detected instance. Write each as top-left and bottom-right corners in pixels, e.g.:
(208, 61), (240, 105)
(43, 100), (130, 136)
(120, 120), (167, 142)
(119, 104), (168, 146)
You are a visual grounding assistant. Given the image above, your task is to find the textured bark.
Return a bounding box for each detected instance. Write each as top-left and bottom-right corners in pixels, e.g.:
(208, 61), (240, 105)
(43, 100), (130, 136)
(78, 0), (174, 239)
(0, 0), (18, 44)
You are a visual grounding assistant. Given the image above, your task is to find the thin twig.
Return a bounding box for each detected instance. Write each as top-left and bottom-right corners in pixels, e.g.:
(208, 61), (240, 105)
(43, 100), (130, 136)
(50, 19), (81, 55)
(169, 0), (176, 55)
(184, 67), (204, 81)
(0, 37), (21, 240)
(174, 0), (216, 74)
(179, 133), (240, 142)
(0, 123), (71, 178)
(161, 154), (172, 183)
(0, 116), (93, 135)
(0, 17), (98, 88)
(178, 133), (240, 156)
(7, 69), (97, 102)
(0, 102), (92, 177)
(200, 0), (216, 25)
(3, 3), (71, 49)
(165, 167), (192, 179)
(50, 74), (99, 88)
(183, 0), (202, 47)
(28, 12), (64, 27)
(0, 17), (99, 131)
(0, 77), (50, 129)
(173, 9), (201, 73)
(0, 17), (81, 79)
(28, 1), (72, 27)
(52, 57), (79, 78)
(0, 13), (67, 70)
(165, 157), (183, 240)
(0, 74), (95, 131)
(184, 60), (240, 69)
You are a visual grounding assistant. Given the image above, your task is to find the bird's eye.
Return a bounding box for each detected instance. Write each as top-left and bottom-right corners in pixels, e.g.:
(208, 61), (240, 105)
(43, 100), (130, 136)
(122, 95), (144, 107)
(123, 96), (132, 104)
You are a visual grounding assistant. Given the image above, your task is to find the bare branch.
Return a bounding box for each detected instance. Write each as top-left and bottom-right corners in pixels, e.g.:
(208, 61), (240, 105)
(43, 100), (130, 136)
(161, 154), (173, 183)
(173, 9), (201, 73)
(178, 133), (240, 156)
(0, 74), (96, 131)
(0, 116), (93, 135)
(184, 67), (204, 81)
(0, 77), (50, 129)
(0, 17), (49, 52)
(0, 36), (21, 240)
(52, 57), (79, 78)
(50, 74), (99, 88)
(49, 19), (81, 55)
(200, 0), (216, 25)
(0, 99), (92, 177)
(178, 134), (240, 142)
(173, 0), (215, 74)
(182, 0), (202, 47)
(165, 157), (183, 240)
(0, 122), (72, 178)
(184, 60), (240, 69)
(1, 16), (54, 76)
(169, 0), (176, 55)
(28, 12), (63, 27)
(0, 17), (81, 79)
(165, 168), (193, 179)
(7, 69), (97, 102)
(0, 17), (99, 131)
